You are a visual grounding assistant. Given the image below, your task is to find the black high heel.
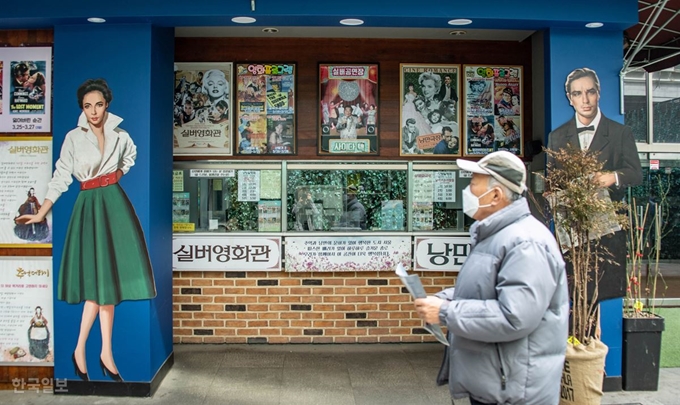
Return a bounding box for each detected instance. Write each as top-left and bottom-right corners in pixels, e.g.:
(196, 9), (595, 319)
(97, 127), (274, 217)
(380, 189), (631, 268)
(100, 357), (123, 382)
(72, 352), (89, 381)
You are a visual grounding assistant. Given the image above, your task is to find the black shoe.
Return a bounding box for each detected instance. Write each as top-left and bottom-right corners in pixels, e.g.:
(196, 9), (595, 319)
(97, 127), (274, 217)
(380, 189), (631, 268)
(100, 358), (123, 382)
(72, 352), (89, 381)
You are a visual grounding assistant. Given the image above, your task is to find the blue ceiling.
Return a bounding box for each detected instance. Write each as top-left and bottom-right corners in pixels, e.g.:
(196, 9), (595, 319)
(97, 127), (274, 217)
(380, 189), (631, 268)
(0, 0), (638, 32)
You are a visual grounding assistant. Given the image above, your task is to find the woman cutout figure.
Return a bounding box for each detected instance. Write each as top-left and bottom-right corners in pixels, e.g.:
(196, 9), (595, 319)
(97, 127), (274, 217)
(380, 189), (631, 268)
(17, 78), (156, 382)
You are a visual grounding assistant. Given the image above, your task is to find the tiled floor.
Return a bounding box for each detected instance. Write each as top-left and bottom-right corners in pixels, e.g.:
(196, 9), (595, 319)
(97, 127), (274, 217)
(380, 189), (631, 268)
(1, 343), (678, 404)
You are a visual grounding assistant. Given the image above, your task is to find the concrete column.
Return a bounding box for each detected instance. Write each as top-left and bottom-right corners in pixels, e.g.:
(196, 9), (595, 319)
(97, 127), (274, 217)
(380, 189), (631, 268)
(51, 23), (174, 396)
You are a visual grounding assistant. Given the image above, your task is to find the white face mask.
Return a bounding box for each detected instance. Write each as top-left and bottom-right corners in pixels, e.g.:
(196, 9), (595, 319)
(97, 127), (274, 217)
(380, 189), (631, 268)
(462, 185), (494, 218)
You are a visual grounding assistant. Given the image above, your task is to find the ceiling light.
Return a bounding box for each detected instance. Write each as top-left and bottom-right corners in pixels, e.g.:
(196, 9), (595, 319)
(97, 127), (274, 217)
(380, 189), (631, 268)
(87, 17), (106, 23)
(340, 18), (364, 26)
(449, 30), (467, 36)
(232, 16), (256, 24)
(262, 27), (279, 33)
(585, 22), (604, 28)
(448, 19), (472, 26)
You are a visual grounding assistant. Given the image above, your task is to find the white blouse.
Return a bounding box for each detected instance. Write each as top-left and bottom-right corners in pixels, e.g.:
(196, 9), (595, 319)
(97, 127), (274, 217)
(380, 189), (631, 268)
(45, 112), (137, 204)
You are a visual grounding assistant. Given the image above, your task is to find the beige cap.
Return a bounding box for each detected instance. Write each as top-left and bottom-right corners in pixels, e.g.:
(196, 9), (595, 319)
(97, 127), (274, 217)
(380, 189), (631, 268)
(457, 151), (527, 195)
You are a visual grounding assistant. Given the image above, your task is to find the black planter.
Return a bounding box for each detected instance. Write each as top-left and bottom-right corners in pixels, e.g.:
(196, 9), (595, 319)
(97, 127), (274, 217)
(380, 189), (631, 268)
(622, 315), (665, 391)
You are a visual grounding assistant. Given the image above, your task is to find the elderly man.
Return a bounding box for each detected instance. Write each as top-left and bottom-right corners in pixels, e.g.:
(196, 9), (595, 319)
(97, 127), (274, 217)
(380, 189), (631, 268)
(414, 151), (568, 405)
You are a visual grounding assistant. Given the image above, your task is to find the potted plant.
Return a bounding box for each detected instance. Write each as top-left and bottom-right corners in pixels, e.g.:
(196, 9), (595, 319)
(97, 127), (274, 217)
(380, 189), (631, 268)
(543, 147), (628, 405)
(622, 179), (669, 391)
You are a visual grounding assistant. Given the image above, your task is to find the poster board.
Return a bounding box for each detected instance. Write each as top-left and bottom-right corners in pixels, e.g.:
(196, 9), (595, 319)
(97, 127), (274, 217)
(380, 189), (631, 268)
(0, 137), (52, 247)
(0, 47), (52, 133)
(463, 65), (523, 157)
(399, 64), (461, 157)
(0, 257), (53, 365)
(173, 62), (233, 156)
(318, 64), (379, 155)
(285, 236), (410, 272)
(235, 63), (296, 155)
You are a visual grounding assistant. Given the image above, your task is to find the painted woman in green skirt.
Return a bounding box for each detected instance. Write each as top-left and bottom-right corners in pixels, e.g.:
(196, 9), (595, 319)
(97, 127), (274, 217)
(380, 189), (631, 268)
(17, 78), (156, 382)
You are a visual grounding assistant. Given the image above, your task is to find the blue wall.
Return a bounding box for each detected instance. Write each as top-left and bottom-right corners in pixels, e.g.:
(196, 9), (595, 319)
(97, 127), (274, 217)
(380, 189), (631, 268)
(543, 28), (626, 379)
(52, 23), (174, 383)
(544, 28), (625, 137)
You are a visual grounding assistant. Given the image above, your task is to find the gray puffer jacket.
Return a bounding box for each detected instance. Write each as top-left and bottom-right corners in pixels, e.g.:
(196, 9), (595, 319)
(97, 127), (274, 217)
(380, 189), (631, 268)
(436, 198), (568, 405)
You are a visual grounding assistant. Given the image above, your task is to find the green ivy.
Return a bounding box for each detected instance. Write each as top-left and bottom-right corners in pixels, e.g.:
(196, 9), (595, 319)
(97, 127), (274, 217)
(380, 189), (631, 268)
(287, 168), (408, 231)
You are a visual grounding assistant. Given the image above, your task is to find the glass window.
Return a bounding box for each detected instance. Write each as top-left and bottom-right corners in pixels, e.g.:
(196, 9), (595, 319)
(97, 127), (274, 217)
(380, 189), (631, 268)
(652, 67), (680, 143)
(286, 163), (407, 232)
(411, 163), (469, 232)
(629, 162), (680, 260)
(173, 163), (283, 233)
(623, 70), (648, 143)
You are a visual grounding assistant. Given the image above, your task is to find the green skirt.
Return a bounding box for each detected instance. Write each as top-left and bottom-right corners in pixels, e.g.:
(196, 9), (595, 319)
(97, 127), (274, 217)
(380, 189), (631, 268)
(57, 184), (156, 305)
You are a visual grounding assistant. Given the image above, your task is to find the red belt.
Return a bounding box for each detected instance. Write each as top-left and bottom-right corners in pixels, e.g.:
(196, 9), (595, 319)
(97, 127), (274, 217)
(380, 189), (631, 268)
(80, 172), (118, 191)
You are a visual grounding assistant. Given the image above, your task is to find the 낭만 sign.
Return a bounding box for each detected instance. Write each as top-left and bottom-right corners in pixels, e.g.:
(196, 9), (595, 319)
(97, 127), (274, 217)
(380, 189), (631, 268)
(413, 236), (470, 271)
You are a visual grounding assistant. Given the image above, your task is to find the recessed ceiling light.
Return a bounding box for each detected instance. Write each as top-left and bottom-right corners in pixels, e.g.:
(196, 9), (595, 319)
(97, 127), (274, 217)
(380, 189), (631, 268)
(340, 18), (364, 26)
(262, 27), (279, 33)
(449, 30), (467, 36)
(87, 17), (106, 23)
(585, 22), (604, 28)
(448, 19), (472, 26)
(232, 16), (256, 24)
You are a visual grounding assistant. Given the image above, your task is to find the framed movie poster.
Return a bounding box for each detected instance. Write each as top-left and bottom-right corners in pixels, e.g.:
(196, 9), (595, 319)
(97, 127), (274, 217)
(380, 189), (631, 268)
(0, 47), (52, 133)
(173, 62), (233, 156)
(0, 257), (54, 365)
(235, 63), (296, 155)
(0, 137), (53, 247)
(399, 64), (461, 157)
(463, 65), (523, 157)
(318, 64), (379, 155)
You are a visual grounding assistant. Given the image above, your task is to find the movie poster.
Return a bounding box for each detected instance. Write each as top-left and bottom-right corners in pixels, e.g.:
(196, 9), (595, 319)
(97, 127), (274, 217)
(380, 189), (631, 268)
(236, 63), (296, 155)
(173, 62), (233, 156)
(0, 138), (52, 247)
(318, 64), (379, 155)
(463, 65), (523, 156)
(0, 47), (52, 133)
(399, 64), (461, 157)
(0, 257), (53, 365)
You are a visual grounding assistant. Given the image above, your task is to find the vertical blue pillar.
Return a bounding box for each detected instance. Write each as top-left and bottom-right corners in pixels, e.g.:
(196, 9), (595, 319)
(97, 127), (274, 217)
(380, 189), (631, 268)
(543, 28), (625, 391)
(51, 23), (174, 396)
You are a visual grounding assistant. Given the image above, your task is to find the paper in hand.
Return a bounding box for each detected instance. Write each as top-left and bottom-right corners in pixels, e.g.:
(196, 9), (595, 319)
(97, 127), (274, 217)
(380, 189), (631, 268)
(395, 263), (449, 346)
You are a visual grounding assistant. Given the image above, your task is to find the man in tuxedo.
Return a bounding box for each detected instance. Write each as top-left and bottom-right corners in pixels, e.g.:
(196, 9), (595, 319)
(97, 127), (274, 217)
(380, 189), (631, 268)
(437, 74), (458, 104)
(547, 67), (642, 302)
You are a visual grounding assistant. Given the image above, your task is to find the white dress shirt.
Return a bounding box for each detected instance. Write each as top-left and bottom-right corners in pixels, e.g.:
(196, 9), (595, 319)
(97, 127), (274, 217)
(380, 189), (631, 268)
(46, 112), (137, 203)
(575, 110), (619, 186)
(576, 109), (601, 151)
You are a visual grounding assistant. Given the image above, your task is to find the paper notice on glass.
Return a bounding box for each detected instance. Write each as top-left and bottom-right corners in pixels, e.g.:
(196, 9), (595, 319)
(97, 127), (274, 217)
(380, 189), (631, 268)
(395, 263), (449, 346)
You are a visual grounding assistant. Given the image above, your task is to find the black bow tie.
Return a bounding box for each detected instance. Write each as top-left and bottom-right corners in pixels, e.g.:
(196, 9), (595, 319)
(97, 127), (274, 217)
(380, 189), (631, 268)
(577, 125), (595, 133)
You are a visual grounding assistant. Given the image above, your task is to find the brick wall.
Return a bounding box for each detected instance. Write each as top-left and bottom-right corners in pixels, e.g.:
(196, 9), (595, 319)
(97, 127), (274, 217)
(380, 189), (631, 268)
(173, 271), (456, 344)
